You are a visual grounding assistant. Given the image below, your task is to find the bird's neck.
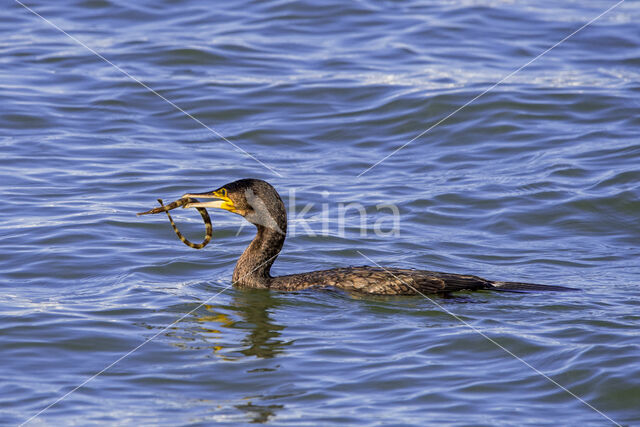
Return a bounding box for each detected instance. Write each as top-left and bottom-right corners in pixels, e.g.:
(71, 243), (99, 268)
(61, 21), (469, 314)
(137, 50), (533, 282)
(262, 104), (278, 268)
(233, 225), (285, 288)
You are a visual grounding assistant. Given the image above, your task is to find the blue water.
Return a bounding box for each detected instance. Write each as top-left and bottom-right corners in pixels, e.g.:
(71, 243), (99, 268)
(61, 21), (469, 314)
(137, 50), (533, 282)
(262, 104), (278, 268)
(1, 0), (639, 425)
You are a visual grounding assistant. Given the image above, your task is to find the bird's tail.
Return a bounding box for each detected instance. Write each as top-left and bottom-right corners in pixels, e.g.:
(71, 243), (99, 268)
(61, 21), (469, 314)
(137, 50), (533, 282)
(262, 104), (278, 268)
(490, 281), (579, 292)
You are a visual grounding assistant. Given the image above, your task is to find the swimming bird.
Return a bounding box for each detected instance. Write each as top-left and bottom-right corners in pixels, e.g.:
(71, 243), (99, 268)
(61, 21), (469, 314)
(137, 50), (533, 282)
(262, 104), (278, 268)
(180, 178), (576, 295)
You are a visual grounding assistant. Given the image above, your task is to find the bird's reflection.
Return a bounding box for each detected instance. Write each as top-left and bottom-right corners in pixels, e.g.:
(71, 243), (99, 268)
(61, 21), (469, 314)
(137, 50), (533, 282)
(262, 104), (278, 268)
(234, 400), (284, 424)
(205, 289), (289, 423)
(185, 288), (289, 360)
(233, 288), (288, 359)
(167, 289), (291, 423)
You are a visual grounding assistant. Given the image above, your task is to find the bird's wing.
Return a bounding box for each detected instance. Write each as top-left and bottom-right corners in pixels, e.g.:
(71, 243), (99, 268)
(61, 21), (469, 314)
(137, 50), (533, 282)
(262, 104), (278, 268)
(270, 267), (492, 295)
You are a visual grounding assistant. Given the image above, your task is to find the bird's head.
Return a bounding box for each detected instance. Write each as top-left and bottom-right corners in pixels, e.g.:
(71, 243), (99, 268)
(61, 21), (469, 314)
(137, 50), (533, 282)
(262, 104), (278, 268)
(183, 178), (286, 235)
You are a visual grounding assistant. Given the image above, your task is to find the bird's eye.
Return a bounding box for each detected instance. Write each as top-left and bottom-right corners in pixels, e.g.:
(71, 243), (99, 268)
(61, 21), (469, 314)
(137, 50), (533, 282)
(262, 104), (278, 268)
(221, 188), (228, 197)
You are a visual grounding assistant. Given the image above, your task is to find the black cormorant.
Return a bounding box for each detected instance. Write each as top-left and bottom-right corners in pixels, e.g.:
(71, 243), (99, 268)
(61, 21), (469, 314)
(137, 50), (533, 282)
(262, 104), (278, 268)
(145, 178), (576, 295)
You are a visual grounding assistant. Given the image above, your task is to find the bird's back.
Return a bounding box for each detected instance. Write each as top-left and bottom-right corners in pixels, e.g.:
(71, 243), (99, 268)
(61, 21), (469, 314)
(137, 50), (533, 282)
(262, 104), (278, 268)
(269, 266), (494, 295)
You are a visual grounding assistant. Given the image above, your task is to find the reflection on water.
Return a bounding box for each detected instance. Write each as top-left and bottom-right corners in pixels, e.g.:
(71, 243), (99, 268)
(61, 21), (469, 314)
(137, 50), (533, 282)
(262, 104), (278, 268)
(233, 289), (289, 359)
(164, 289), (290, 423)
(235, 400), (285, 424)
(173, 289), (289, 360)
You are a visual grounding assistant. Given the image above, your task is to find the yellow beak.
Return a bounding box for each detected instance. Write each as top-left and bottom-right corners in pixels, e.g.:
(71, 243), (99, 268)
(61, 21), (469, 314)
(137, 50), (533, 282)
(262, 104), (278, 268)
(182, 189), (236, 212)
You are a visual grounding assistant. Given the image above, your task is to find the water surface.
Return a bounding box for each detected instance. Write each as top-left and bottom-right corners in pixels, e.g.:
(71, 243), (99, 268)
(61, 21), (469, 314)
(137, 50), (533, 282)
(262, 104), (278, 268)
(1, 0), (639, 425)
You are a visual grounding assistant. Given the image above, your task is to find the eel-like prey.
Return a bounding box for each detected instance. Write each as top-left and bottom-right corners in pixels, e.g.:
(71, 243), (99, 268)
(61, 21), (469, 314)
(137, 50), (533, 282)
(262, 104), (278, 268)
(137, 197), (212, 249)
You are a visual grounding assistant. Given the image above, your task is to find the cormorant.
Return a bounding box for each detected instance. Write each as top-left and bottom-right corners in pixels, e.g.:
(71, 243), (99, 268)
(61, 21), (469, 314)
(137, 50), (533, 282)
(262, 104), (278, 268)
(147, 178), (577, 295)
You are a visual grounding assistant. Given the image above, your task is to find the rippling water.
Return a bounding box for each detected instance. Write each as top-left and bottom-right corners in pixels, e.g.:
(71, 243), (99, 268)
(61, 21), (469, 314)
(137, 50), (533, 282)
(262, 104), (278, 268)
(2, 0), (639, 425)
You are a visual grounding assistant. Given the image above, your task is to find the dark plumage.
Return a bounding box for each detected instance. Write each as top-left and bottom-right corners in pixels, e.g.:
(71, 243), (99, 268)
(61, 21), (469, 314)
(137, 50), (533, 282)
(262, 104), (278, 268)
(181, 178), (577, 295)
